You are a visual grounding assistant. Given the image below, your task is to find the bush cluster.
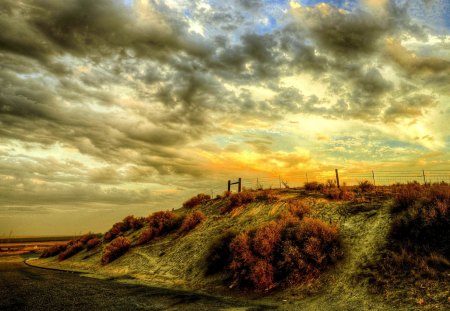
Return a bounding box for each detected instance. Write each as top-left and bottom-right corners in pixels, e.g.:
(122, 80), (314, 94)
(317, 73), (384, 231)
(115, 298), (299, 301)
(255, 189), (280, 202)
(104, 215), (145, 242)
(179, 211), (207, 234)
(40, 244), (67, 258)
(390, 183), (450, 257)
(224, 209), (342, 291)
(304, 181), (325, 191)
(183, 193), (211, 209)
(86, 237), (101, 250)
(323, 186), (355, 201)
(58, 241), (84, 261)
(40, 233), (102, 259)
(138, 211), (181, 245)
(101, 237), (131, 265)
(357, 180), (375, 193)
(220, 191), (257, 214)
(205, 230), (237, 276)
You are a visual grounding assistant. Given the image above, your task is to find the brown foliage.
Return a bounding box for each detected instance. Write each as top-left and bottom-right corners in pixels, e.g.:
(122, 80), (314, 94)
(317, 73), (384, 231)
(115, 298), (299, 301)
(250, 260), (275, 291)
(101, 237), (131, 265)
(220, 191), (256, 214)
(304, 181), (325, 191)
(286, 200), (311, 218)
(86, 237), (101, 250)
(183, 193), (211, 209)
(58, 241), (84, 261)
(357, 180), (375, 193)
(138, 211), (181, 245)
(252, 222), (281, 258)
(180, 211), (206, 234)
(228, 216), (342, 291)
(324, 186), (355, 201)
(40, 244), (67, 258)
(255, 189), (280, 202)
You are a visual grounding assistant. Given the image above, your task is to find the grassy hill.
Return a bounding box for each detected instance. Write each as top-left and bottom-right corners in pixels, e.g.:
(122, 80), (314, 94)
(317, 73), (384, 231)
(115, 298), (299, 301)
(33, 183), (450, 310)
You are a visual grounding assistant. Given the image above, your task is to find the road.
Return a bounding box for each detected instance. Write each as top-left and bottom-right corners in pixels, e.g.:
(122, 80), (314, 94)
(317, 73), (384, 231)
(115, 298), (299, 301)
(0, 255), (273, 311)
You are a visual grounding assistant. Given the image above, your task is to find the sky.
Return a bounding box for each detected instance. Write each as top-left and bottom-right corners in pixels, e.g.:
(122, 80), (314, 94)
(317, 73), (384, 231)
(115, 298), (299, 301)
(0, 0), (449, 236)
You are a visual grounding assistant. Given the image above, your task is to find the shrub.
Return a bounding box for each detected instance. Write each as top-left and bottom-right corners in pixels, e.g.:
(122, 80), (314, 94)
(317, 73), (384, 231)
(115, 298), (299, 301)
(255, 189), (280, 202)
(220, 191), (256, 214)
(122, 215), (146, 230)
(58, 241), (84, 261)
(324, 186), (355, 201)
(252, 221), (281, 258)
(250, 259), (275, 291)
(40, 244), (66, 258)
(180, 211), (207, 234)
(86, 237), (101, 250)
(227, 216), (342, 291)
(304, 181), (325, 191)
(357, 180), (375, 193)
(285, 200), (311, 219)
(391, 182), (423, 213)
(138, 211), (181, 245)
(78, 233), (98, 244)
(205, 231), (236, 275)
(104, 221), (127, 242)
(101, 237), (131, 265)
(183, 193), (211, 209)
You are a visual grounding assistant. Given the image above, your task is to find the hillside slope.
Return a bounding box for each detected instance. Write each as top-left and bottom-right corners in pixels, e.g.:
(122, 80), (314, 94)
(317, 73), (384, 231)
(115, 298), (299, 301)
(33, 187), (447, 310)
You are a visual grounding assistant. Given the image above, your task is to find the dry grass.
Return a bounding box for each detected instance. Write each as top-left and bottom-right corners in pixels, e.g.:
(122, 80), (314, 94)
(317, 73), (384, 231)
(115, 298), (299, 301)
(101, 237), (131, 265)
(304, 181), (325, 191)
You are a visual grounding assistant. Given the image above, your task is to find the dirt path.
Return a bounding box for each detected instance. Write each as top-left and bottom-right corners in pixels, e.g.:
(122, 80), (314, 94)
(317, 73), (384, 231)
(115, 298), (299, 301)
(0, 255), (275, 311)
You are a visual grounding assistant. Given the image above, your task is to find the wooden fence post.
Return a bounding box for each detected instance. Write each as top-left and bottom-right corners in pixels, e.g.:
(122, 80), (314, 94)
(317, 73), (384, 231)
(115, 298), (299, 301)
(238, 178), (242, 193)
(227, 180), (231, 192)
(372, 170), (376, 186)
(335, 169), (340, 188)
(422, 170), (426, 184)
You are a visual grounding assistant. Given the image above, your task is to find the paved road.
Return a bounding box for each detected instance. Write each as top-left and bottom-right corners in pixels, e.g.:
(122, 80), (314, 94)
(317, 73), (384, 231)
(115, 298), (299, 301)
(0, 256), (273, 311)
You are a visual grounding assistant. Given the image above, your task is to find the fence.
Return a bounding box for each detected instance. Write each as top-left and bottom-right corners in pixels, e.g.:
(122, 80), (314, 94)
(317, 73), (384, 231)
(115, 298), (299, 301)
(205, 169), (450, 194)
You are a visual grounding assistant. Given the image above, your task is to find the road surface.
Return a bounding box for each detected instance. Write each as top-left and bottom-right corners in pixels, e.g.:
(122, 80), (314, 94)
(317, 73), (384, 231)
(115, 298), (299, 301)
(0, 255), (273, 311)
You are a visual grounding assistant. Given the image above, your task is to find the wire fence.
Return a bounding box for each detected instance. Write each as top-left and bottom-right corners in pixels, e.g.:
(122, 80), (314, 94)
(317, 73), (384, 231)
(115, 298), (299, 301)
(203, 169), (450, 195)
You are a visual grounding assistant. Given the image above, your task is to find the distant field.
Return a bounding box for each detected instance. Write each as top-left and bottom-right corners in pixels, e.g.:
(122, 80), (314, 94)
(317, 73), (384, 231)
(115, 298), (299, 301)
(0, 237), (75, 256)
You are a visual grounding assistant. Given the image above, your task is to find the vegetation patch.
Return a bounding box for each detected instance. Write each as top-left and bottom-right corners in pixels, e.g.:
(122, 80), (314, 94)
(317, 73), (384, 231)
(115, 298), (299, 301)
(366, 182), (450, 307)
(183, 193), (211, 209)
(101, 237), (131, 265)
(138, 211), (181, 245)
(180, 211), (207, 234)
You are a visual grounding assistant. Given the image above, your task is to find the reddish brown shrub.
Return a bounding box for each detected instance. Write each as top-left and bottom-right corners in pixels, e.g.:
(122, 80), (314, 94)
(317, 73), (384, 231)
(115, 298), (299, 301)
(180, 211), (207, 234)
(250, 260), (275, 291)
(357, 180), (375, 193)
(101, 237), (131, 265)
(40, 244), (66, 258)
(324, 186), (355, 201)
(220, 191), (256, 214)
(86, 237), (101, 250)
(256, 189), (279, 202)
(228, 216), (342, 291)
(286, 200), (311, 218)
(391, 182), (423, 213)
(138, 211), (181, 245)
(58, 241), (84, 261)
(304, 181), (325, 191)
(183, 193), (211, 209)
(122, 215), (146, 230)
(79, 233), (97, 244)
(104, 221), (126, 242)
(252, 222), (281, 258)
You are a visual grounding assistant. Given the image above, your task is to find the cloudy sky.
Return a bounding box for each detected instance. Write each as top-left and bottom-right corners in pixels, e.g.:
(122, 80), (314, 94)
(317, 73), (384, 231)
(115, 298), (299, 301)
(1, 0), (449, 236)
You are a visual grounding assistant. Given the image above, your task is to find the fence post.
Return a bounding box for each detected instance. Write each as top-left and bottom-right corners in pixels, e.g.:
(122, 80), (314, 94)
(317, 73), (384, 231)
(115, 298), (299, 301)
(372, 170), (376, 186)
(279, 175), (281, 189)
(238, 178), (242, 193)
(227, 180), (231, 192)
(422, 170), (426, 184)
(306, 172), (308, 183)
(335, 169), (340, 188)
